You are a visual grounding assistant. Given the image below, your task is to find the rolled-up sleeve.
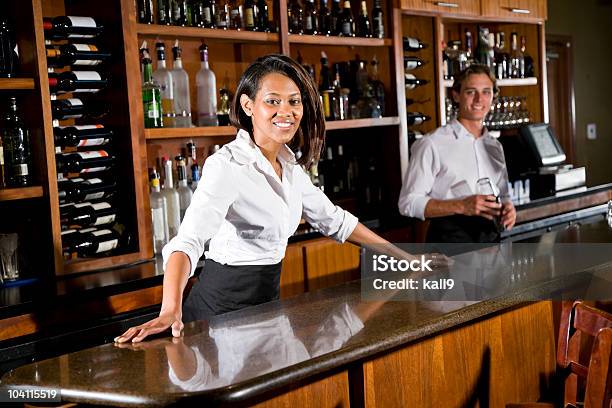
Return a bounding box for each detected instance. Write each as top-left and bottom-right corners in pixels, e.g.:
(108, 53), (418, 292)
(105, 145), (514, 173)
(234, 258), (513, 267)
(398, 138), (439, 220)
(299, 167), (358, 243)
(162, 154), (237, 277)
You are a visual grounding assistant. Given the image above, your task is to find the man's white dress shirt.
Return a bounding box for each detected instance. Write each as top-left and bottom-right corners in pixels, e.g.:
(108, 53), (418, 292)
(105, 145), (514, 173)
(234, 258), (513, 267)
(162, 129), (359, 276)
(398, 119), (509, 220)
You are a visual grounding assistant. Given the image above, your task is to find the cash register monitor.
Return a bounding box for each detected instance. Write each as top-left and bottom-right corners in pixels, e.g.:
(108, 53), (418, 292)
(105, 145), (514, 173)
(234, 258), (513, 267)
(519, 123), (566, 166)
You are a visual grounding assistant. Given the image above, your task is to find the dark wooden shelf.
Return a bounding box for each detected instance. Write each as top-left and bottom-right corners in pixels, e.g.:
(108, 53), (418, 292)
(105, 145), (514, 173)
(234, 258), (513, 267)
(0, 78), (35, 90)
(0, 186), (43, 202)
(136, 24), (279, 43)
(144, 126), (237, 140)
(443, 77), (538, 87)
(288, 34), (392, 47)
(325, 117), (400, 130)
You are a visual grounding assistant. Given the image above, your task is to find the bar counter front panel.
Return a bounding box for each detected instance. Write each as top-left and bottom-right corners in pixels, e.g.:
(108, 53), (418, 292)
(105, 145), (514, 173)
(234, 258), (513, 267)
(2, 216), (612, 406)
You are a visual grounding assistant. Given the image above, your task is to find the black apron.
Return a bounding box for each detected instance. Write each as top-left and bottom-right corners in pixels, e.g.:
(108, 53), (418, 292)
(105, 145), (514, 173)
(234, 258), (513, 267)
(182, 259), (282, 323)
(426, 215), (500, 255)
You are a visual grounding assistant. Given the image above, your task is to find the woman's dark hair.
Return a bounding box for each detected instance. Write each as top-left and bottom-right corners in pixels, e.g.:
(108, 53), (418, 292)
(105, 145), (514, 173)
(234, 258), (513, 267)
(451, 64), (499, 99)
(230, 54), (325, 168)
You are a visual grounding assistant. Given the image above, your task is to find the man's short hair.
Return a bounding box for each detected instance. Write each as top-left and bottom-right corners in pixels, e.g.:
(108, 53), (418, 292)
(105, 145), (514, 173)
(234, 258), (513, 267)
(451, 64), (499, 96)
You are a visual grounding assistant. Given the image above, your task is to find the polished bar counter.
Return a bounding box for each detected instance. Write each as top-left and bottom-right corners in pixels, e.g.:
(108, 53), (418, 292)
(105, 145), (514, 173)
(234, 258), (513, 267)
(2, 216), (611, 406)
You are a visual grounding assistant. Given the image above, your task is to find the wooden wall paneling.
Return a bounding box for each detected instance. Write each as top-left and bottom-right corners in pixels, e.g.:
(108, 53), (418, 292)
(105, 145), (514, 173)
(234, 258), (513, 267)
(280, 243), (307, 298)
(362, 301), (556, 407)
(303, 238), (360, 292)
(251, 370), (350, 408)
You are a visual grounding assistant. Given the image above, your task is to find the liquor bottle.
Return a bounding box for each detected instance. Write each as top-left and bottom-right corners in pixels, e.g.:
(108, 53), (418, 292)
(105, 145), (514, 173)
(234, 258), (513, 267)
(406, 111), (430, 125)
(196, 43), (219, 126)
(355, 60), (369, 97)
(58, 177), (116, 203)
(171, 40), (192, 127)
(510, 32), (524, 78)
(46, 44), (111, 68)
(255, 0), (270, 32)
(243, 0), (256, 30)
(190, 163), (200, 192)
(175, 156), (193, 220)
(319, 51), (332, 91)
(191, 0), (206, 27)
(49, 71), (109, 94)
(403, 36), (427, 51)
(336, 144), (347, 194)
(157, 0), (173, 24)
(51, 98), (108, 121)
(318, 0), (331, 35)
(54, 125), (112, 148)
(201, 0), (216, 28)
(61, 201), (117, 229)
(162, 157), (181, 238)
(404, 73), (428, 90)
(173, 0), (189, 26)
(43, 16), (103, 40)
(230, 0), (243, 30)
(1, 98), (32, 187)
(304, 0), (318, 35)
(404, 56), (425, 71)
(464, 29), (474, 65)
(475, 26), (491, 67)
(63, 228), (120, 257)
(339, 0), (354, 37)
(186, 140), (197, 178)
(356, 0), (371, 38)
(138, 0), (154, 23)
(153, 42), (175, 128)
(330, 0), (342, 35)
(149, 169), (169, 254)
(487, 32), (496, 70)
(494, 32), (508, 79)
(370, 56), (385, 115)
(56, 150), (115, 174)
(216, 0), (231, 29)
(521, 35), (534, 77)
(371, 0), (383, 39)
(142, 49), (163, 128)
(217, 86), (231, 125)
(0, 18), (19, 78)
(288, 0), (303, 34)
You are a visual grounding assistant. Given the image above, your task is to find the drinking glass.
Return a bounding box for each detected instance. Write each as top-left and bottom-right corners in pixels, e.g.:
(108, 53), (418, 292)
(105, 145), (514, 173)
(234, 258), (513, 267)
(0, 233), (19, 282)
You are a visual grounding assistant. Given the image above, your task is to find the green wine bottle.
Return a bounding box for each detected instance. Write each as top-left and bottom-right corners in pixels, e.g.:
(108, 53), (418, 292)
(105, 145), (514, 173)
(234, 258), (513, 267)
(141, 49), (163, 128)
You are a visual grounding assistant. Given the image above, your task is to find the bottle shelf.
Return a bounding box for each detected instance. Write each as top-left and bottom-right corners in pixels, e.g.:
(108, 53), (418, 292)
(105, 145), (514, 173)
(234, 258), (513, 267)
(0, 78), (36, 90)
(288, 34), (392, 47)
(0, 186), (44, 202)
(326, 116), (400, 130)
(136, 24), (279, 43)
(144, 126), (237, 140)
(443, 77), (538, 88)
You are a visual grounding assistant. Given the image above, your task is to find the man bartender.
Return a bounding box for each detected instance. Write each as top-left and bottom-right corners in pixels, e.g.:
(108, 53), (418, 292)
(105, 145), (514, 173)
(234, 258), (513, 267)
(398, 65), (516, 243)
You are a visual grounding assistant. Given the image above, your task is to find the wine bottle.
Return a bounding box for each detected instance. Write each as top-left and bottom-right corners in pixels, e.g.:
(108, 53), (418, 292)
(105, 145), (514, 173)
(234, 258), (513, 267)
(370, 56), (385, 115)
(229, 0), (243, 30)
(288, 0), (304, 34)
(217, 87), (231, 125)
(243, 0), (256, 30)
(56, 150), (115, 174)
(404, 56), (425, 71)
(142, 49), (163, 128)
(162, 157), (181, 238)
(49, 71), (109, 94)
(1, 98), (32, 187)
(319, 51), (332, 91)
(216, 0), (230, 29)
(330, 0), (342, 35)
(371, 0), (383, 39)
(255, 0), (270, 32)
(46, 44), (111, 68)
(173, 0), (189, 26)
(510, 32), (524, 78)
(157, 0), (173, 24)
(405, 73), (428, 90)
(495, 32), (508, 80)
(138, 0), (154, 23)
(61, 201), (117, 229)
(0, 129), (5, 188)
(356, 0), (371, 38)
(51, 98), (108, 121)
(171, 40), (192, 127)
(54, 125), (112, 148)
(0, 18), (19, 78)
(191, 0), (206, 27)
(43, 16), (103, 40)
(464, 29), (474, 65)
(202, 0), (216, 28)
(153, 42), (175, 128)
(339, 0), (354, 37)
(475, 26), (491, 67)
(175, 156), (193, 220)
(304, 0), (318, 35)
(196, 43), (219, 126)
(403, 36), (427, 51)
(63, 228), (120, 257)
(58, 177), (116, 203)
(521, 35), (533, 78)
(318, 0), (331, 35)
(406, 111), (430, 125)
(149, 169), (169, 254)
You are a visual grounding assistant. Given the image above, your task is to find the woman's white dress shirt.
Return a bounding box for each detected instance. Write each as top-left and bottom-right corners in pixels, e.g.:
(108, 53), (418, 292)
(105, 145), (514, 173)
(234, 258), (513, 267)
(398, 119), (509, 220)
(162, 129), (359, 276)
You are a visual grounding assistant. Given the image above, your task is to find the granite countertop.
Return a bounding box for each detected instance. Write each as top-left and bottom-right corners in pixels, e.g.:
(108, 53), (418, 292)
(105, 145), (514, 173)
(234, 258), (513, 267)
(2, 219), (612, 407)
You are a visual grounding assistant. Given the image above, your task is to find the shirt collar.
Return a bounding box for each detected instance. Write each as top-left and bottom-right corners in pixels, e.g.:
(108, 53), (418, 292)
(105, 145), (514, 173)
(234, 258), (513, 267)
(228, 129), (297, 167)
(449, 119), (491, 140)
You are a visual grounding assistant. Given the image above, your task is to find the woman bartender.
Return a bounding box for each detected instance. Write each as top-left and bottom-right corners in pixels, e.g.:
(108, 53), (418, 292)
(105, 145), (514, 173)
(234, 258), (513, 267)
(116, 55), (428, 343)
(398, 65), (516, 243)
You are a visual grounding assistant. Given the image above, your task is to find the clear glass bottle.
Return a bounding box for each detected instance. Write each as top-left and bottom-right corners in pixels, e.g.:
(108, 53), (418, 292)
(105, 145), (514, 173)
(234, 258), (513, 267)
(1, 98), (32, 187)
(149, 169), (169, 255)
(171, 40), (192, 127)
(141, 50), (163, 128)
(175, 156), (193, 220)
(196, 43), (219, 126)
(153, 41), (175, 128)
(162, 157), (181, 239)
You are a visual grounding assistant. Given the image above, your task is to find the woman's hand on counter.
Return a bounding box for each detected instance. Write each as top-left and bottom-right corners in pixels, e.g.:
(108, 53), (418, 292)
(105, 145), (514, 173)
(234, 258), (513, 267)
(501, 201), (516, 230)
(114, 311), (184, 343)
